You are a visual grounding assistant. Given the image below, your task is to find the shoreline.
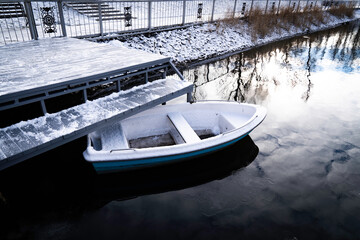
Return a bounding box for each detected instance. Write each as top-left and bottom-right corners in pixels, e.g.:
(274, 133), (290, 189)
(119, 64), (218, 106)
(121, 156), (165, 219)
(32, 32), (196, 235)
(183, 18), (360, 70)
(106, 12), (360, 69)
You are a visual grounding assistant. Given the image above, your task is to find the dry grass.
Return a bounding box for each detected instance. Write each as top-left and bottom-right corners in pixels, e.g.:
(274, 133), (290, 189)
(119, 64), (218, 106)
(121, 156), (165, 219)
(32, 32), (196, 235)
(328, 3), (355, 18)
(308, 6), (328, 25)
(228, 4), (356, 40)
(247, 7), (277, 39)
(215, 8), (241, 33)
(221, 8), (240, 26)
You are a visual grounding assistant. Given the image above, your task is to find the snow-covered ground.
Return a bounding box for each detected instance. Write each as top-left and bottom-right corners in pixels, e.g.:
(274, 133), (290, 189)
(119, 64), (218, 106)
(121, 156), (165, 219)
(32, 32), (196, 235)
(2, 0), (358, 46)
(0, 0), (243, 45)
(107, 10), (360, 66)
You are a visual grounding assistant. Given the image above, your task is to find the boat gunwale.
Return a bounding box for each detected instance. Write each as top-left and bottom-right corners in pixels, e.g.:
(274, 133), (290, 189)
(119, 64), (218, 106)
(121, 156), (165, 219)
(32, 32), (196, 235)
(83, 101), (267, 164)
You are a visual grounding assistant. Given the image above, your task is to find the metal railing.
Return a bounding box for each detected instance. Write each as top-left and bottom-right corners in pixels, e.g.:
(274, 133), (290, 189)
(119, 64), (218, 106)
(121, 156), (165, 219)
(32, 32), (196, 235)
(0, 0), (359, 45)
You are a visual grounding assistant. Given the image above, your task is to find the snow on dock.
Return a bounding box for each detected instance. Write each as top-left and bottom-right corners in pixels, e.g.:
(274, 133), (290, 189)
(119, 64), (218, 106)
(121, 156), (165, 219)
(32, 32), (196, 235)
(0, 37), (169, 103)
(0, 37), (193, 170)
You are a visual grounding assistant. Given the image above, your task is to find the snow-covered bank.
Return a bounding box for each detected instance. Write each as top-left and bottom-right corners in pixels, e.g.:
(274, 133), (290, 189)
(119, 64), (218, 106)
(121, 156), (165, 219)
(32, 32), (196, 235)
(106, 11), (360, 66)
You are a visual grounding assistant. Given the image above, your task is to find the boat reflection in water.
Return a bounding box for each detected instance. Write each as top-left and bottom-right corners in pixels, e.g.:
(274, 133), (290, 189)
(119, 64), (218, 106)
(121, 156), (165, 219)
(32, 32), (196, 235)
(0, 135), (258, 237)
(93, 135), (258, 203)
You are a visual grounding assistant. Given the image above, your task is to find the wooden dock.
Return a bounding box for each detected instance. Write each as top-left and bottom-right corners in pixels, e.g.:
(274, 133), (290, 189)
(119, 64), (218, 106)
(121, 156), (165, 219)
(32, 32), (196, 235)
(0, 38), (193, 171)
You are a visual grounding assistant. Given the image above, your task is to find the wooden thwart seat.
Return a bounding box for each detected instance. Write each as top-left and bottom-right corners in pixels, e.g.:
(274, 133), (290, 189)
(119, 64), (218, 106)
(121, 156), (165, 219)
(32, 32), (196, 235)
(167, 112), (201, 144)
(100, 124), (129, 151)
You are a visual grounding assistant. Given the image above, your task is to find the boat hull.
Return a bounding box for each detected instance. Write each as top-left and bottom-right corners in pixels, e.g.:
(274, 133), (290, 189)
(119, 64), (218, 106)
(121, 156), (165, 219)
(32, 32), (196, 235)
(92, 133), (249, 173)
(83, 101), (266, 174)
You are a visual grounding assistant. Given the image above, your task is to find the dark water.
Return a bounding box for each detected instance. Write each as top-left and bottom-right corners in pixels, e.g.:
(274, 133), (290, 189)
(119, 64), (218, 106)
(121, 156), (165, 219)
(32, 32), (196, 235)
(1, 23), (360, 239)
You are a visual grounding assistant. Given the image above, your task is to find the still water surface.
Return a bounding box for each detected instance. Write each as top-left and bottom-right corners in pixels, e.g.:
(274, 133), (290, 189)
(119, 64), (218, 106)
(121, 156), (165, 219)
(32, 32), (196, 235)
(1, 23), (360, 239)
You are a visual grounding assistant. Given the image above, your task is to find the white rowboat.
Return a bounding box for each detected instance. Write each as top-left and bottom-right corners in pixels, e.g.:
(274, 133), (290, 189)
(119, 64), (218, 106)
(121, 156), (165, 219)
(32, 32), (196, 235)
(83, 101), (266, 173)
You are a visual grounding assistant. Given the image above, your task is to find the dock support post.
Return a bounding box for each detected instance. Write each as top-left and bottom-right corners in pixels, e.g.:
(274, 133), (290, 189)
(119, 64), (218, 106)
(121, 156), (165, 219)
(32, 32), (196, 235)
(116, 80), (121, 92)
(83, 89), (88, 102)
(40, 100), (47, 114)
(277, 0), (281, 14)
(57, 1), (67, 37)
(169, 61), (184, 81)
(187, 93), (193, 103)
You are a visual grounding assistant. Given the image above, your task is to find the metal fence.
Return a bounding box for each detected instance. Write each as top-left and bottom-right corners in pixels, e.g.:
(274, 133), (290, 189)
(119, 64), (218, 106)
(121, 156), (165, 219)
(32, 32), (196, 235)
(0, 0), (359, 45)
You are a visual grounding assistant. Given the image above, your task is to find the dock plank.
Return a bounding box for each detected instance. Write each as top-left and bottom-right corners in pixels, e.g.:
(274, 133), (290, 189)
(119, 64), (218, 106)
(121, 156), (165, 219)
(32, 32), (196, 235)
(0, 130), (22, 157)
(5, 126), (36, 151)
(19, 124), (45, 146)
(0, 149), (6, 161)
(59, 109), (87, 129)
(95, 98), (130, 113)
(32, 116), (65, 139)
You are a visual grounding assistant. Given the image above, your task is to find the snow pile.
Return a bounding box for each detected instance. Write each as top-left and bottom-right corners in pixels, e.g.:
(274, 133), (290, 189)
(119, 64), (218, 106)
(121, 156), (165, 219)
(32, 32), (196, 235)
(107, 12), (359, 65)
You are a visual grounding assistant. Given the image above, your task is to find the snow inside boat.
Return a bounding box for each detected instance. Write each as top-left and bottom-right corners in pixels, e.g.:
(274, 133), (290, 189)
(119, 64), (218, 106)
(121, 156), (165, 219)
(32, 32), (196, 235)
(83, 101), (267, 173)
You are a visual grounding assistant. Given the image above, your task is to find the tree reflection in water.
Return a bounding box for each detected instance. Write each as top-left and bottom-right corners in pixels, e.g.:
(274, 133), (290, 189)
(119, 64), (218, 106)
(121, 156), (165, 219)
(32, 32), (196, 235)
(184, 23), (360, 104)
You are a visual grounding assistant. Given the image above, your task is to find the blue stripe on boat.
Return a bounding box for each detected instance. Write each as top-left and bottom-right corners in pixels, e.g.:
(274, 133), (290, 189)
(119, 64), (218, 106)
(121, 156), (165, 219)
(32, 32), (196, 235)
(93, 133), (249, 173)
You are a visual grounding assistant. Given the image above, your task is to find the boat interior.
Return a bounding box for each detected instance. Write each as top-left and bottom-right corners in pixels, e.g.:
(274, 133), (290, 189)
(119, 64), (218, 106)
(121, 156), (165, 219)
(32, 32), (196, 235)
(89, 106), (253, 151)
